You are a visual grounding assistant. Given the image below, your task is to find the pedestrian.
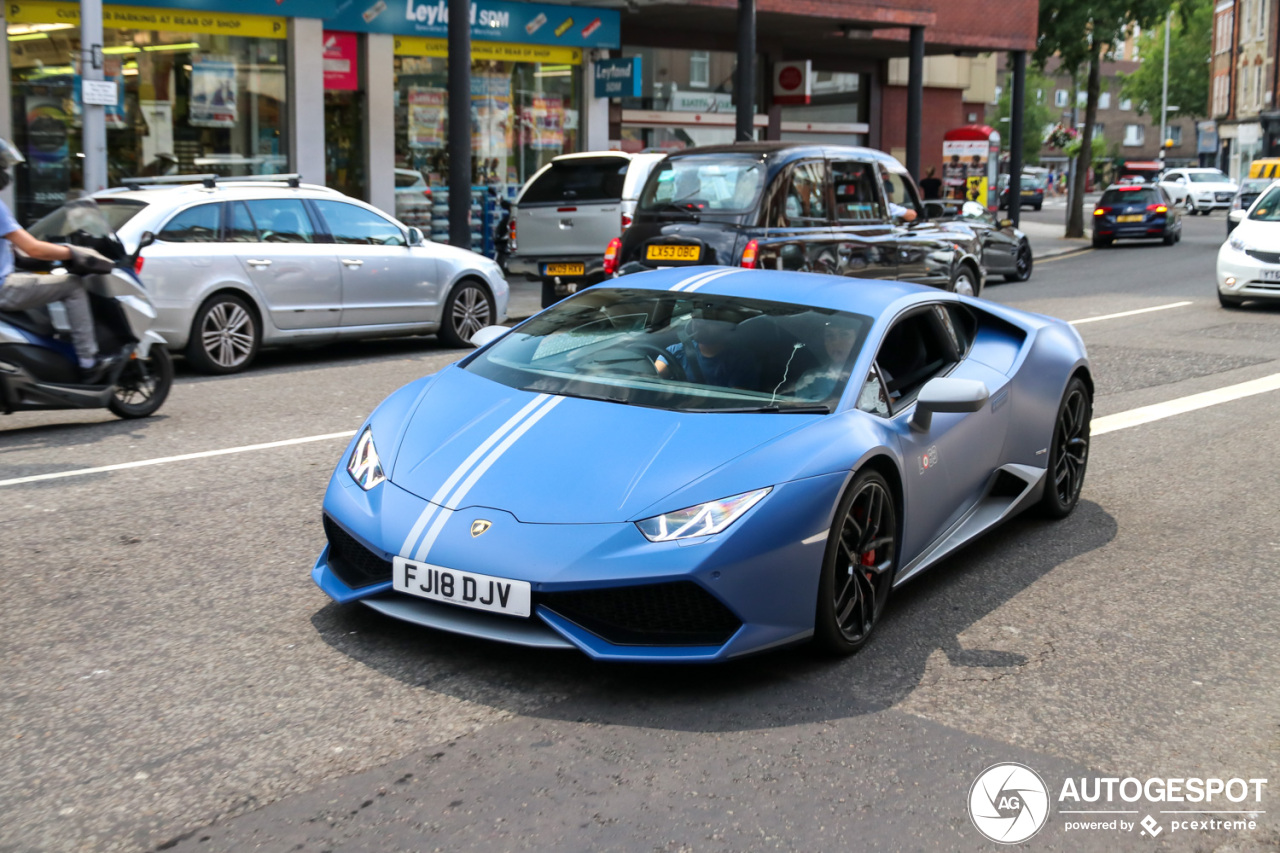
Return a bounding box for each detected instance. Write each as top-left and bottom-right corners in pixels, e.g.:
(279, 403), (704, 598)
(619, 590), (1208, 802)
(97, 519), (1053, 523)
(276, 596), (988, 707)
(919, 166), (942, 200)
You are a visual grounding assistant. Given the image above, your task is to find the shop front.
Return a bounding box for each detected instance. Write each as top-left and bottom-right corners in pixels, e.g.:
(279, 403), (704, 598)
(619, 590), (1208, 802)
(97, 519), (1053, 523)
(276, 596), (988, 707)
(4, 0), (314, 223)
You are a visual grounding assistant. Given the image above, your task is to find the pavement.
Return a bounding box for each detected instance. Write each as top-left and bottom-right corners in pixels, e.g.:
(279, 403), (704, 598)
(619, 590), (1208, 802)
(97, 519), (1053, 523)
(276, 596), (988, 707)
(3, 211), (1278, 853)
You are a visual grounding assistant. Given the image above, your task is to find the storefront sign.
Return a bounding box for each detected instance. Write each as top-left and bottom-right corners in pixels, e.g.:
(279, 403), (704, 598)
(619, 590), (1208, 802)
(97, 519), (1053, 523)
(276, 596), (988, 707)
(670, 92), (732, 113)
(323, 31), (359, 91)
(773, 60), (812, 105)
(328, 0), (619, 49)
(393, 36), (581, 64)
(9, 1), (288, 39)
(594, 57), (641, 98)
(407, 87), (446, 148)
(80, 80), (119, 107)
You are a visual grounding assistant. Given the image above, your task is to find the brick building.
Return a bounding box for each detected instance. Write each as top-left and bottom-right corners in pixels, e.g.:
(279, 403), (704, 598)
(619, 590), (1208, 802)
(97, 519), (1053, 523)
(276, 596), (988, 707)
(1210, 0), (1280, 179)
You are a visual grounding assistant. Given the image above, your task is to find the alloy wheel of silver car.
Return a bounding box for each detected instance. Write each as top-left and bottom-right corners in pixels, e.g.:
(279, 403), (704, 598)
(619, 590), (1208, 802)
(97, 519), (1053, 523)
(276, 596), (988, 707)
(188, 294), (260, 374)
(441, 281), (494, 348)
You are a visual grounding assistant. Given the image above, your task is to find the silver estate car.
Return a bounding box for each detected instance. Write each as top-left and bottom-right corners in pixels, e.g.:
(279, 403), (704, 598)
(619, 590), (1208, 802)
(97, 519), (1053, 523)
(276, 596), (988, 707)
(87, 176), (509, 373)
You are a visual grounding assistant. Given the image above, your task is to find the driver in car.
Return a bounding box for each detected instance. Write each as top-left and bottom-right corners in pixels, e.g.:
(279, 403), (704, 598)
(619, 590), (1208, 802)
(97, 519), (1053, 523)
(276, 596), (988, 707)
(0, 139), (117, 381)
(654, 310), (759, 389)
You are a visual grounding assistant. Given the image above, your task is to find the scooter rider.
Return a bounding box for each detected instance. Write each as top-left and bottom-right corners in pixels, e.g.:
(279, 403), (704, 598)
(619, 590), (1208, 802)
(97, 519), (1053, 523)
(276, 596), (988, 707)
(0, 139), (118, 382)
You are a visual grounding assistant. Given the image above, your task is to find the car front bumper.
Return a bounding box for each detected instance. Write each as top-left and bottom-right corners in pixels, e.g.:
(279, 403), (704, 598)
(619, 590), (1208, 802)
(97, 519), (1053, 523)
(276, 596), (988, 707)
(1217, 243), (1280, 301)
(313, 471), (845, 662)
(1191, 192), (1233, 210)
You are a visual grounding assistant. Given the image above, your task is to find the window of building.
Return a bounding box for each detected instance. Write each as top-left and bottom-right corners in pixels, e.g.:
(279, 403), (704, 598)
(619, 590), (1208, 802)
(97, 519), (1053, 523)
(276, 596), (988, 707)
(1120, 97), (1133, 111)
(1055, 89), (1069, 107)
(1168, 125), (1183, 146)
(1077, 90), (1088, 107)
(1124, 124), (1145, 146)
(689, 51), (710, 88)
(1093, 123), (1106, 138)
(1099, 92), (1112, 109)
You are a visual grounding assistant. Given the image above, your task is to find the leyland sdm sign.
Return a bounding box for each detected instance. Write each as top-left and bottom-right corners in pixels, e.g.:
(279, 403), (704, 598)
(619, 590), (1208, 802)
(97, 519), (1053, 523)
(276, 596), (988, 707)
(328, 0), (621, 48)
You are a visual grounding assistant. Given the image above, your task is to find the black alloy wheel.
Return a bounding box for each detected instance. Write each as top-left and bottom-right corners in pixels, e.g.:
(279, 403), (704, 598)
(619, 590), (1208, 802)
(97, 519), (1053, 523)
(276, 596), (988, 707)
(814, 469), (897, 655)
(440, 280), (495, 348)
(1005, 243), (1033, 282)
(108, 346), (174, 419)
(1039, 376), (1092, 518)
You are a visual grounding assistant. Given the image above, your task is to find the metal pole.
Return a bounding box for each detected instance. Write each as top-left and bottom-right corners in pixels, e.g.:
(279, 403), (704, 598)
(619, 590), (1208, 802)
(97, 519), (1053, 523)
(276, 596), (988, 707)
(906, 26), (924, 180)
(1066, 81), (1078, 229)
(735, 0), (756, 142)
(447, 0), (472, 248)
(1160, 9), (1171, 162)
(80, 0), (107, 193)
(1008, 51), (1026, 227)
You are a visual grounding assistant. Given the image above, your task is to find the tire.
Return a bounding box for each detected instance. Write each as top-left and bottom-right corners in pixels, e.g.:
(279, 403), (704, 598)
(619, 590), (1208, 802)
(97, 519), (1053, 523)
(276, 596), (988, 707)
(1039, 376), (1092, 519)
(948, 264), (980, 298)
(439, 279), (495, 348)
(186, 293), (260, 375)
(1186, 198), (1197, 216)
(1034, 202), (1043, 211)
(1219, 291), (1244, 308)
(540, 279), (558, 309)
(813, 468), (897, 656)
(108, 346), (174, 419)
(1004, 243), (1033, 282)
(1163, 230), (1176, 246)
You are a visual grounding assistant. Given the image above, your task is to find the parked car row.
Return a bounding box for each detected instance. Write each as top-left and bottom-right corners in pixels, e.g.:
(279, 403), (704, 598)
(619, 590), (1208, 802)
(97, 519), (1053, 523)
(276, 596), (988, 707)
(33, 176), (510, 374)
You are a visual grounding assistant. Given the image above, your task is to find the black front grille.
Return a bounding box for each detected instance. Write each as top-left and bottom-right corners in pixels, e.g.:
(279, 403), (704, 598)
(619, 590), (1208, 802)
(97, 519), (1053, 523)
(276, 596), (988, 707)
(539, 581), (741, 646)
(323, 514), (393, 588)
(1246, 249), (1280, 265)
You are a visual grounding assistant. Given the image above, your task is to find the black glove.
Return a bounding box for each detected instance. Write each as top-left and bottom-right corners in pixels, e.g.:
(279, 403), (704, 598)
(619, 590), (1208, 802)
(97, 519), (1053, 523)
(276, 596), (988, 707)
(65, 245), (115, 275)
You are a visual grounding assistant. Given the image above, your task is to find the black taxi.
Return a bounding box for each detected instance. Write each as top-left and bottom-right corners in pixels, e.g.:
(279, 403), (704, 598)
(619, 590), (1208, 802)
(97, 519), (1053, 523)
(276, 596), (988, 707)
(605, 143), (984, 297)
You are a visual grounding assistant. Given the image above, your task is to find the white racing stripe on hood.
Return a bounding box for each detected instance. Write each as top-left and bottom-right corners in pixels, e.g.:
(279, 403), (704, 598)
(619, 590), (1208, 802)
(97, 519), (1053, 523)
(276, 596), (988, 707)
(398, 393), (550, 557)
(681, 268), (741, 293)
(412, 394), (566, 561)
(670, 267), (736, 292)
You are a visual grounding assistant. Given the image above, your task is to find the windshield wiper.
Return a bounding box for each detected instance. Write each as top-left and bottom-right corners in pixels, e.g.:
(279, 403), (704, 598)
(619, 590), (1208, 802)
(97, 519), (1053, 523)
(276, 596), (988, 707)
(687, 404), (831, 414)
(551, 388), (636, 406)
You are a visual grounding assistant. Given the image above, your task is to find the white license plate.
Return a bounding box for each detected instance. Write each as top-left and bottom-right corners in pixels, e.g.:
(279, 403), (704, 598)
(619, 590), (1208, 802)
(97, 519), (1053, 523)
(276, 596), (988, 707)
(1261, 269), (1280, 282)
(392, 557), (531, 617)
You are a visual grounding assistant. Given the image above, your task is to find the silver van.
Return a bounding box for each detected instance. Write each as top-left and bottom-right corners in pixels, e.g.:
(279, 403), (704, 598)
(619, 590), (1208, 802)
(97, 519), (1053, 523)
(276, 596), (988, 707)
(507, 151), (665, 307)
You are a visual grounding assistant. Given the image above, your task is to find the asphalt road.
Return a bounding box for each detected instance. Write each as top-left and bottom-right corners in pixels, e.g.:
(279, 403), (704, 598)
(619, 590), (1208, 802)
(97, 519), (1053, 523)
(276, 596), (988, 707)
(2, 212), (1278, 853)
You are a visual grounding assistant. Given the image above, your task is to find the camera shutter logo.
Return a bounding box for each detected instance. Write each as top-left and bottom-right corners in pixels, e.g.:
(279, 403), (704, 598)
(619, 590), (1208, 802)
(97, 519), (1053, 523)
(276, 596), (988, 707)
(968, 763), (1051, 844)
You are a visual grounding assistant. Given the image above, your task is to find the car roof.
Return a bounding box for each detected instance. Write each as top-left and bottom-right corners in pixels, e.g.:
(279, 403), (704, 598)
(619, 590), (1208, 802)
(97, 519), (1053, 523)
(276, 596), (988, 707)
(93, 182), (346, 204)
(662, 142), (910, 174)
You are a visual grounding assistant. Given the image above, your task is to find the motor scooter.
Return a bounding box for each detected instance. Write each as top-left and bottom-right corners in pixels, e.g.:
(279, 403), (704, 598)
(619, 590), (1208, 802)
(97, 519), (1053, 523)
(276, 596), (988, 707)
(0, 199), (172, 419)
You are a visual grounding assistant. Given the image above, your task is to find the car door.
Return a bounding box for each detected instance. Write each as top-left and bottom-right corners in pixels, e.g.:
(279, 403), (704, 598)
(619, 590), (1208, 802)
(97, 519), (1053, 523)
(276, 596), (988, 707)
(756, 160), (836, 273)
(883, 167), (952, 288)
(309, 199), (440, 328)
(230, 198), (342, 332)
(141, 201), (248, 332)
(856, 305), (1010, 556)
(973, 208), (1018, 274)
(828, 159), (898, 279)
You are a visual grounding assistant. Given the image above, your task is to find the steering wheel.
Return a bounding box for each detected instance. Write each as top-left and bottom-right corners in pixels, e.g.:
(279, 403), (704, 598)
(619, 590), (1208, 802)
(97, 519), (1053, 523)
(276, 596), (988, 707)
(628, 344), (686, 382)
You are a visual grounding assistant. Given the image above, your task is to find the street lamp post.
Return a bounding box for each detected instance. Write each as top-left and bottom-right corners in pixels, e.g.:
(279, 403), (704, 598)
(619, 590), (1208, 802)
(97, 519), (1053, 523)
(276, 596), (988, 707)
(1160, 10), (1171, 162)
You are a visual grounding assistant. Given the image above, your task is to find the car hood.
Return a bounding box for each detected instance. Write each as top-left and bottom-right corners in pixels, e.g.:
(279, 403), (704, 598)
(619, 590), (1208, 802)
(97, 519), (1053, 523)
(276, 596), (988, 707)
(387, 366), (814, 523)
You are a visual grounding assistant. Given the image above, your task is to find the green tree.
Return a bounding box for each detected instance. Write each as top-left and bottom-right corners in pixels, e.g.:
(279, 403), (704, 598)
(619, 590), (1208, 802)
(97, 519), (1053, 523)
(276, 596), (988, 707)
(1034, 0), (1173, 237)
(1119, 0), (1212, 121)
(996, 67), (1058, 165)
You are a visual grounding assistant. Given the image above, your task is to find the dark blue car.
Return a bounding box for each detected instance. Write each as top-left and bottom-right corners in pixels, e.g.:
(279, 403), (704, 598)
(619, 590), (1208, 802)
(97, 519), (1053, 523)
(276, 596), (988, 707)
(1092, 185), (1182, 247)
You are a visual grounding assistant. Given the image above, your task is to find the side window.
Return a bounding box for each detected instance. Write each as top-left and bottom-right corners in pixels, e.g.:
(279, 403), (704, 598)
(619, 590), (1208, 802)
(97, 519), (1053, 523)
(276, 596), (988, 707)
(856, 363), (892, 416)
(228, 202), (258, 242)
(880, 167), (923, 221)
(776, 161), (829, 227)
(313, 200), (406, 246)
(158, 203), (221, 243)
(874, 310), (957, 403)
(935, 305), (976, 356)
(831, 161), (884, 222)
(242, 199), (316, 244)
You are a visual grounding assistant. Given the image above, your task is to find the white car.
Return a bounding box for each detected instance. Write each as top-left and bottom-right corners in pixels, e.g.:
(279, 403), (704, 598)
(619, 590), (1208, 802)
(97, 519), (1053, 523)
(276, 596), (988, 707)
(1159, 168), (1238, 215)
(1217, 181), (1280, 307)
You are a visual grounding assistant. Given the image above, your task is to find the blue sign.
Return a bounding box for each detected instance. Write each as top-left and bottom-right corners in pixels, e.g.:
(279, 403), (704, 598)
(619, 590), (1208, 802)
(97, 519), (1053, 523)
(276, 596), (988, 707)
(327, 0), (621, 48)
(594, 56), (641, 98)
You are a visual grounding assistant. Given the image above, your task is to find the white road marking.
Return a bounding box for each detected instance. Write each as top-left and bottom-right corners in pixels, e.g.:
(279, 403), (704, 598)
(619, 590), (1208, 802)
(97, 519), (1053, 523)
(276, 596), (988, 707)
(5, 369), (1280, 490)
(1091, 372), (1280, 435)
(0, 431), (357, 488)
(1067, 301), (1192, 325)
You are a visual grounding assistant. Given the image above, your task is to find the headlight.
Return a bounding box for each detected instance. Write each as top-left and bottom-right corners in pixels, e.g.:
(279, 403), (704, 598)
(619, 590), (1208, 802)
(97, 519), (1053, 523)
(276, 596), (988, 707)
(636, 487), (771, 542)
(1228, 233), (1251, 253)
(347, 427), (386, 490)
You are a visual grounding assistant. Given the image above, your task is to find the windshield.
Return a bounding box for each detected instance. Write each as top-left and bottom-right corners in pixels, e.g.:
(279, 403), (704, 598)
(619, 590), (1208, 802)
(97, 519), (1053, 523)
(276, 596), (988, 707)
(464, 288), (872, 413)
(1241, 179), (1274, 194)
(1248, 186), (1280, 221)
(29, 198), (145, 239)
(638, 157), (766, 213)
(521, 157), (629, 204)
(1189, 171), (1229, 183)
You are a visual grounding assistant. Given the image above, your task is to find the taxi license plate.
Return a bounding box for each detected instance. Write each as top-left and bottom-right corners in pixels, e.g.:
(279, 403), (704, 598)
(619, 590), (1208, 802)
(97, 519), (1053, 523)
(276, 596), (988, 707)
(1021, 190), (1036, 196)
(392, 557), (531, 617)
(1117, 214), (1143, 223)
(1262, 269), (1280, 282)
(544, 262), (584, 276)
(646, 244), (701, 262)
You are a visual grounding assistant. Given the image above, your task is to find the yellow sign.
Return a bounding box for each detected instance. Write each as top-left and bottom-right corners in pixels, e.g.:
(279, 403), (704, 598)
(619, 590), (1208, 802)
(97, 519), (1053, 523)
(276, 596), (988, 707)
(966, 176), (990, 207)
(393, 36), (581, 65)
(9, 1), (287, 39)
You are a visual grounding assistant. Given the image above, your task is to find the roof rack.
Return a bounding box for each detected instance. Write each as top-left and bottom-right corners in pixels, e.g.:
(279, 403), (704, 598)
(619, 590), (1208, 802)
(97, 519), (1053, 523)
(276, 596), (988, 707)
(119, 173), (303, 189)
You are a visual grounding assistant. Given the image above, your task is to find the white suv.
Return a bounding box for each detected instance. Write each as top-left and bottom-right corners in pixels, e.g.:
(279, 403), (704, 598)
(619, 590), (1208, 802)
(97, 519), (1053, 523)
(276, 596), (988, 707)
(79, 175), (508, 373)
(1158, 168), (1238, 215)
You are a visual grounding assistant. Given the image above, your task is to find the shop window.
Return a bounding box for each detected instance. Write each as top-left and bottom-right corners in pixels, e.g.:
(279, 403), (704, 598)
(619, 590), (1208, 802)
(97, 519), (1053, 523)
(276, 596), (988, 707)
(157, 203), (222, 243)
(312, 200), (406, 246)
(689, 51), (710, 88)
(243, 199), (316, 243)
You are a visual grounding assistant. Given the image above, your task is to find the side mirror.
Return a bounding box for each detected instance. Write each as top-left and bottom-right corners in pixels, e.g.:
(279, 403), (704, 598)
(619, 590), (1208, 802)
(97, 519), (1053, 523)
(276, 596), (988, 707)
(910, 377), (990, 431)
(1229, 209), (1246, 223)
(469, 324), (511, 348)
(406, 227), (425, 246)
(999, 218), (1014, 228)
(137, 231), (156, 250)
